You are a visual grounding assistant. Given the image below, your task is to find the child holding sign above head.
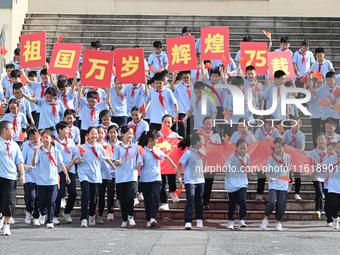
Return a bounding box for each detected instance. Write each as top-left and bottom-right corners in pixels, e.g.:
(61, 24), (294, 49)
(260, 138), (291, 231)
(225, 139), (250, 229)
(148, 41), (169, 78)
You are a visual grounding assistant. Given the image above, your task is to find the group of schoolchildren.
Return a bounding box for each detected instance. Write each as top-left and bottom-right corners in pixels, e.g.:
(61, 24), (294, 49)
(0, 25), (340, 236)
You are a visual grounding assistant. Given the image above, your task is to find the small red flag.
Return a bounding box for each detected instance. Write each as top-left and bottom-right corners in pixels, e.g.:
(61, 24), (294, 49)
(255, 84), (260, 92)
(160, 124), (172, 137)
(277, 176), (291, 182)
(173, 119), (183, 123)
(222, 55), (230, 67)
(276, 124), (285, 133)
(138, 145), (145, 155)
(312, 70), (323, 79)
(34, 131), (40, 143)
(300, 74), (308, 83)
(204, 62), (213, 69)
(174, 183), (184, 197)
(0, 104), (2, 114)
(140, 104), (146, 116)
(262, 30), (271, 40)
(105, 144), (112, 158)
(0, 47), (8, 56)
(334, 88), (340, 98)
(335, 101), (340, 111)
(77, 144), (86, 153)
(240, 56), (251, 63)
(18, 131), (25, 142)
(57, 35), (64, 42)
(222, 111), (232, 116)
(320, 98), (330, 107)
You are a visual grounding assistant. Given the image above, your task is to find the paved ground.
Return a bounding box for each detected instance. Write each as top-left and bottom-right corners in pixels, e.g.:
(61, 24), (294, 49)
(2, 218), (340, 255)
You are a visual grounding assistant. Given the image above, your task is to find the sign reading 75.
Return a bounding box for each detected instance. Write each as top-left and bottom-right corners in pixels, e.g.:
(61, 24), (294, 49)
(240, 42), (268, 75)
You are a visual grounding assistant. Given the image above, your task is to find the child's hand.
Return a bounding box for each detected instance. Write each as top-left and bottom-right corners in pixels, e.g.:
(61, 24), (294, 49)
(25, 165), (33, 171)
(183, 116), (187, 123)
(66, 175), (71, 184)
(136, 161), (143, 168)
(33, 148), (38, 154)
(115, 159), (122, 166)
(177, 175), (182, 183)
(78, 156), (83, 163)
(269, 177), (275, 183)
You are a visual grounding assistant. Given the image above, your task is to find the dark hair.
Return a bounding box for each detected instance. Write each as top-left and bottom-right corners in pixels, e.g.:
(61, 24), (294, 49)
(180, 70), (191, 77)
(56, 121), (70, 134)
(14, 48), (20, 56)
(181, 26), (191, 35)
(243, 36), (252, 42)
(161, 69), (169, 77)
(46, 57), (50, 64)
(99, 109), (111, 124)
(232, 77), (244, 86)
(227, 76), (233, 84)
(237, 117), (248, 125)
(40, 69), (48, 76)
(280, 36), (290, 43)
(147, 78), (154, 85)
(327, 142), (336, 148)
(263, 115), (275, 125)
(28, 70), (37, 77)
(325, 117), (337, 127)
(13, 82), (24, 90)
(131, 106), (142, 115)
(138, 130), (159, 147)
(86, 126), (98, 135)
(67, 78), (74, 86)
(91, 40), (102, 48)
(194, 81), (205, 90)
(153, 41), (162, 48)
(87, 91), (98, 100)
(315, 47), (325, 54)
(108, 124), (119, 135)
(316, 132), (326, 140)
(45, 87), (57, 97)
(27, 125), (39, 138)
(153, 72), (165, 82)
(162, 114), (173, 123)
(274, 70), (286, 79)
(174, 75), (182, 82)
(10, 69), (21, 78)
(178, 133), (203, 150)
(274, 137), (285, 147)
(284, 81), (293, 87)
(301, 40), (310, 46)
(245, 65), (256, 72)
(236, 138), (248, 148)
(58, 74), (67, 81)
(97, 126), (106, 134)
(326, 71), (336, 79)
(57, 79), (68, 89)
(5, 64), (15, 70)
(111, 44), (117, 51)
(6, 98), (19, 113)
(209, 68), (221, 77)
(121, 125), (133, 135)
(0, 121), (11, 134)
(203, 115), (218, 134)
(64, 109), (76, 118)
(41, 129), (55, 146)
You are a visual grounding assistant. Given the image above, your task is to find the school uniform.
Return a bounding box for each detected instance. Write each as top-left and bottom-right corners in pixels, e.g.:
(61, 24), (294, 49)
(173, 81), (192, 137)
(57, 92), (76, 110)
(113, 142), (140, 221)
(1, 75), (12, 90)
(6, 83), (31, 99)
(1, 112), (27, 143)
(8, 60), (28, 71)
(147, 51), (168, 78)
(230, 131), (256, 144)
(0, 137), (24, 217)
(243, 80), (264, 109)
(127, 120), (149, 144)
(224, 151), (250, 220)
(255, 126), (281, 141)
(179, 148), (205, 223)
(264, 152), (291, 221)
(263, 84), (284, 120)
(30, 81), (53, 116)
(36, 98), (65, 130)
(195, 38), (201, 53)
(22, 142), (39, 219)
(190, 94), (217, 131)
(69, 125), (80, 144)
(191, 67), (210, 83)
(37, 70), (56, 83)
(83, 89), (107, 104)
(309, 93), (323, 147)
(110, 86), (128, 127)
(25, 83), (37, 124)
(54, 137), (78, 218)
(140, 146), (165, 221)
(34, 145), (63, 224)
(274, 48), (294, 58)
(325, 133), (340, 145)
(120, 83), (145, 118)
(311, 59), (334, 78)
(78, 142), (105, 220)
(293, 49), (315, 77)
(9, 96), (32, 118)
(320, 154), (333, 223)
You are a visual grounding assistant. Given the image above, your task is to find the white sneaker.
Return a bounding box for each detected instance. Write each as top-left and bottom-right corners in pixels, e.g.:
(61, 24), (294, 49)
(196, 219), (203, 228)
(170, 192), (180, 203)
(332, 218), (339, 229)
(227, 220), (234, 230)
(327, 222), (333, 227)
(3, 224), (11, 236)
(150, 218), (157, 228)
(239, 220), (247, 228)
(0, 217), (3, 230)
(314, 211), (321, 220)
(89, 216), (96, 226)
(288, 183), (293, 192)
(60, 198), (66, 209)
(275, 223), (283, 231)
(52, 217), (60, 225)
(80, 219), (88, 227)
(138, 192), (144, 201)
(33, 219), (40, 226)
(121, 221), (128, 228)
(146, 221), (151, 228)
(38, 215), (46, 225)
(46, 223), (54, 229)
(128, 216), (136, 226)
(10, 218), (15, 224)
(260, 219), (268, 230)
(255, 195), (263, 201)
(158, 203), (169, 211)
(25, 211), (32, 225)
(294, 194), (302, 201)
(134, 198), (140, 206)
(185, 222), (192, 230)
(63, 213), (72, 223)
(107, 213), (114, 221)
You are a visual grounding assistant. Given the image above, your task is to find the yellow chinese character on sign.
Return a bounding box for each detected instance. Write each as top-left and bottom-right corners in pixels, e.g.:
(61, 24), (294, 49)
(121, 56), (139, 77)
(54, 50), (76, 68)
(85, 59), (109, 80)
(271, 57), (290, 75)
(23, 40), (42, 62)
(204, 33), (224, 54)
(171, 44), (191, 65)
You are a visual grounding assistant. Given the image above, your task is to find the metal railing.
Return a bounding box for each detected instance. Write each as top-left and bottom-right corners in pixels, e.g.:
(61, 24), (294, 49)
(0, 24), (7, 72)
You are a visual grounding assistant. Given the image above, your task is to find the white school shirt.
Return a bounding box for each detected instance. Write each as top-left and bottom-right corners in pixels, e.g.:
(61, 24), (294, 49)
(224, 152), (249, 193)
(315, 85), (339, 120)
(179, 147), (205, 184)
(265, 152), (291, 191)
(191, 68), (210, 83)
(230, 131), (256, 144)
(127, 120), (149, 144)
(292, 49), (315, 77)
(22, 142), (37, 183)
(308, 93), (322, 119)
(99, 142), (112, 180)
(112, 142), (140, 184)
(311, 59), (334, 78)
(283, 129), (305, 150)
(173, 81), (191, 114)
(147, 51), (168, 78)
(146, 87), (177, 124)
(37, 98), (65, 129)
(80, 101), (108, 130)
(25, 83), (37, 112)
(57, 92), (76, 110)
(1, 112), (27, 142)
(255, 127), (281, 141)
(110, 86), (127, 117)
(190, 94), (217, 130)
(120, 83), (145, 117)
(78, 142), (105, 183)
(322, 155), (340, 194)
(263, 83), (284, 120)
(0, 137), (24, 180)
(34, 146), (63, 186)
(309, 146), (328, 182)
(139, 146), (165, 182)
(54, 137), (79, 174)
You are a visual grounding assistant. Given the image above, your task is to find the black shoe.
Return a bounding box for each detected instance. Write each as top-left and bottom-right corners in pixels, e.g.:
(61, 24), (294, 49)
(203, 204), (210, 211)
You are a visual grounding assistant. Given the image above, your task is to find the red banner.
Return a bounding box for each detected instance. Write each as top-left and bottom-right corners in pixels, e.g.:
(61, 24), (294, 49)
(49, 42), (82, 75)
(80, 49), (114, 88)
(201, 26), (229, 60)
(166, 35), (197, 72)
(115, 48), (145, 84)
(20, 32), (46, 68)
(267, 51), (295, 79)
(240, 42), (267, 74)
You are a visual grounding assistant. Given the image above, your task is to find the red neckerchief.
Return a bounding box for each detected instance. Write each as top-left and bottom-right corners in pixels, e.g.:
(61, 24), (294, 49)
(298, 50), (306, 65)
(288, 129), (297, 148)
(91, 145), (100, 160)
(40, 146), (57, 167)
(327, 135), (334, 144)
(196, 67), (200, 81)
(41, 83), (48, 98)
(5, 141), (10, 158)
(55, 138), (70, 154)
(62, 95), (69, 109)
(157, 55), (161, 69)
(234, 150), (251, 174)
(316, 146), (326, 163)
(120, 142), (131, 161)
(90, 107), (96, 123)
(97, 93), (100, 103)
(196, 98), (200, 110)
(260, 126), (272, 140)
(49, 103), (57, 117)
(150, 148), (162, 161)
(68, 129), (73, 139)
(241, 133), (248, 140)
(28, 143), (35, 150)
(272, 153), (286, 167)
(131, 83), (141, 98)
(156, 89), (165, 109)
(242, 89), (248, 108)
(183, 82), (191, 99)
(13, 115), (18, 133)
(318, 62), (322, 72)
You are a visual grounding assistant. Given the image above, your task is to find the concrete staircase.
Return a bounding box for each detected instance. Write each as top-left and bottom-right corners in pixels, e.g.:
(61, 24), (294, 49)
(13, 14), (334, 221)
